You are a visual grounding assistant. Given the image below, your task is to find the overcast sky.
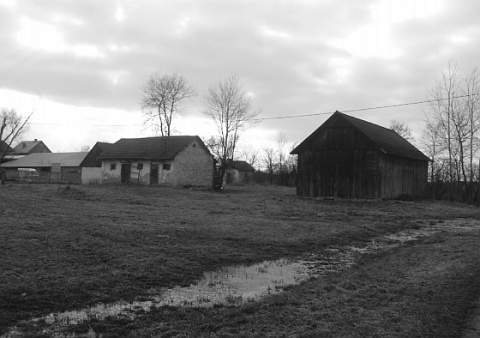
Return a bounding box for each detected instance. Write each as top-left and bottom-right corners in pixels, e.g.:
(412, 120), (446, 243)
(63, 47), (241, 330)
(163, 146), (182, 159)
(1, 0), (479, 153)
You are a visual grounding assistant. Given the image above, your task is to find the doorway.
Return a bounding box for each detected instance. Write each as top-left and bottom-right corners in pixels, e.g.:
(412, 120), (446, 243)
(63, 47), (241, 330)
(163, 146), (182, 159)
(150, 164), (159, 185)
(121, 163), (131, 184)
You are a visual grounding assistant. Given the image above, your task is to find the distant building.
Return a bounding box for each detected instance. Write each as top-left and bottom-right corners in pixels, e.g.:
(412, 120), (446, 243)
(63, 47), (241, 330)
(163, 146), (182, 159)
(291, 111), (429, 199)
(226, 160), (255, 185)
(12, 139), (51, 155)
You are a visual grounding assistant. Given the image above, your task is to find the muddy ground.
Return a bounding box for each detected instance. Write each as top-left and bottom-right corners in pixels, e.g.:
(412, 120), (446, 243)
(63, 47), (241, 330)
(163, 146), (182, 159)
(0, 184), (479, 337)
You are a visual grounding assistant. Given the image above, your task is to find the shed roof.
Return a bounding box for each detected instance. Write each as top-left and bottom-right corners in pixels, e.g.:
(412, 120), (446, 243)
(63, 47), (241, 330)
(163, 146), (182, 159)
(291, 111), (429, 161)
(98, 136), (209, 160)
(0, 152), (88, 168)
(228, 160), (255, 172)
(12, 140), (51, 155)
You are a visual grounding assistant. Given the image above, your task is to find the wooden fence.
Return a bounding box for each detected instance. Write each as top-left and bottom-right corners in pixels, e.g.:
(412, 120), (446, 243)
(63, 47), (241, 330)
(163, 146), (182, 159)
(18, 171), (82, 185)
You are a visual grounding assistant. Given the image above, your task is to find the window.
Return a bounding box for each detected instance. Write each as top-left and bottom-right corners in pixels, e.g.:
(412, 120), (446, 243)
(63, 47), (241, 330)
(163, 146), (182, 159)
(163, 163), (171, 170)
(137, 163), (143, 170)
(192, 143), (196, 148)
(110, 163), (116, 170)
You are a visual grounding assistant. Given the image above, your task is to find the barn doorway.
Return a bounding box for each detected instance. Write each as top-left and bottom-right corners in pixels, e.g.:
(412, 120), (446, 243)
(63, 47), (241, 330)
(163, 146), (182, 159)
(121, 163), (130, 184)
(150, 164), (159, 185)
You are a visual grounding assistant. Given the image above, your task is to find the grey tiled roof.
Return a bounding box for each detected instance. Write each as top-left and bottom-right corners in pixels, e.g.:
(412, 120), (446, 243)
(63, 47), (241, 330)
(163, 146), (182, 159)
(98, 136), (208, 160)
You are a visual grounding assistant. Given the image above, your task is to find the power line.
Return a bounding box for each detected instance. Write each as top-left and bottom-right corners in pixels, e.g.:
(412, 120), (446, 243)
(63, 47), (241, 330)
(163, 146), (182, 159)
(29, 122), (141, 127)
(252, 94), (473, 121)
(27, 94), (475, 126)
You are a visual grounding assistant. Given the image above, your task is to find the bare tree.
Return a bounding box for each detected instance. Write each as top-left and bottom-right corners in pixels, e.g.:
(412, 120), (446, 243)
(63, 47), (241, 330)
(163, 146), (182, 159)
(239, 146), (260, 170)
(0, 108), (33, 162)
(424, 63), (480, 202)
(276, 132), (292, 185)
(262, 147), (277, 185)
(203, 75), (260, 189)
(427, 62), (462, 200)
(77, 145), (91, 152)
(421, 115), (445, 197)
(390, 120), (413, 141)
(141, 72), (196, 136)
(463, 68), (480, 201)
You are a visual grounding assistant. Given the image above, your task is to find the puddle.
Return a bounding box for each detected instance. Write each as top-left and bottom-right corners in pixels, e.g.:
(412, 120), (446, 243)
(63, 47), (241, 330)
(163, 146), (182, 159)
(4, 218), (480, 338)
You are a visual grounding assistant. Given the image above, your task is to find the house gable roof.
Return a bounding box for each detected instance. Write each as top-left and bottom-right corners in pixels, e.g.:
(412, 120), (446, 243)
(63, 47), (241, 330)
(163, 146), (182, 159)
(13, 140), (51, 155)
(98, 136), (211, 161)
(228, 160), (254, 172)
(291, 111), (429, 161)
(0, 152), (88, 168)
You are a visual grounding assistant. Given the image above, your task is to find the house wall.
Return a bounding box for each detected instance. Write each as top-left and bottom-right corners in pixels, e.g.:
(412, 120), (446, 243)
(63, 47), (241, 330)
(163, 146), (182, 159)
(172, 141), (213, 187)
(100, 141), (213, 187)
(295, 118), (427, 199)
(101, 160), (150, 184)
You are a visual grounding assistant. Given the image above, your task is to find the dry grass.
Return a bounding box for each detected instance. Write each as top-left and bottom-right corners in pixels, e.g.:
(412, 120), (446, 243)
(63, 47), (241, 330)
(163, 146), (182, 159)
(1, 183), (479, 337)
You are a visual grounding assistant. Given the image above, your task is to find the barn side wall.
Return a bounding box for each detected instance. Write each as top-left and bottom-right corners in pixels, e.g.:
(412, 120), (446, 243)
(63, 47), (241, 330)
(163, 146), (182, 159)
(380, 155), (428, 199)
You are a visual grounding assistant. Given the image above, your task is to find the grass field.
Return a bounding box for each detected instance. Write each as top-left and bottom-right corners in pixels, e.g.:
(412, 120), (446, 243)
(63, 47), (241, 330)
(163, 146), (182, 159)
(1, 183), (480, 337)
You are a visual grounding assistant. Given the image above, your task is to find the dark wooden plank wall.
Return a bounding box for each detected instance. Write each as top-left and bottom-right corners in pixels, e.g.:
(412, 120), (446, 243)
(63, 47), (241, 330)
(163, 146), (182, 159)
(296, 122), (383, 199)
(380, 155), (428, 199)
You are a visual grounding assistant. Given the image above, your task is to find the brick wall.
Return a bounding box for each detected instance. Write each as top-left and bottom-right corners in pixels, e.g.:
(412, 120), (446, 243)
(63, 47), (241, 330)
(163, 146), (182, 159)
(173, 141), (213, 188)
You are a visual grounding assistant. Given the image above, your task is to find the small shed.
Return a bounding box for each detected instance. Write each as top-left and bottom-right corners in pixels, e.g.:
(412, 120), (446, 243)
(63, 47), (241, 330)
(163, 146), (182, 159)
(0, 152), (88, 184)
(291, 111), (429, 199)
(98, 136), (214, 188)
(226, 160), (255, 185)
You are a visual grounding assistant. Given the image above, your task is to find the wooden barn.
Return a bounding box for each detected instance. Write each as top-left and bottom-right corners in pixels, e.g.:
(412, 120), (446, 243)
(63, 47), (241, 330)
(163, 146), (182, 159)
(291, 111), (429, 199)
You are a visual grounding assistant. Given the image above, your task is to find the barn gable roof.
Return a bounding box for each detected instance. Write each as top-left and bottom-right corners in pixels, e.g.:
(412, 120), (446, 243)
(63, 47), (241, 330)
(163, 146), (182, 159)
(98, 136), (210, 161)
(0, 152), (88, 168)
(291, 111), (429, 161)
(228, 160), (254, 172)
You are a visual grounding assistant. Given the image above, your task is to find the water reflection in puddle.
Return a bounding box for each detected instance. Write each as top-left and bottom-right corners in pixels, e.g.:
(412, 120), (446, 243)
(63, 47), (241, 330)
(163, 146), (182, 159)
(5, 220), (478, 338)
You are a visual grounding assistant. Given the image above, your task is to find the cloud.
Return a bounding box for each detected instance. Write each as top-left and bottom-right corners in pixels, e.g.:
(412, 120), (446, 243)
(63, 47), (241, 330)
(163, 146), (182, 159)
(1, 0), (480, 151)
